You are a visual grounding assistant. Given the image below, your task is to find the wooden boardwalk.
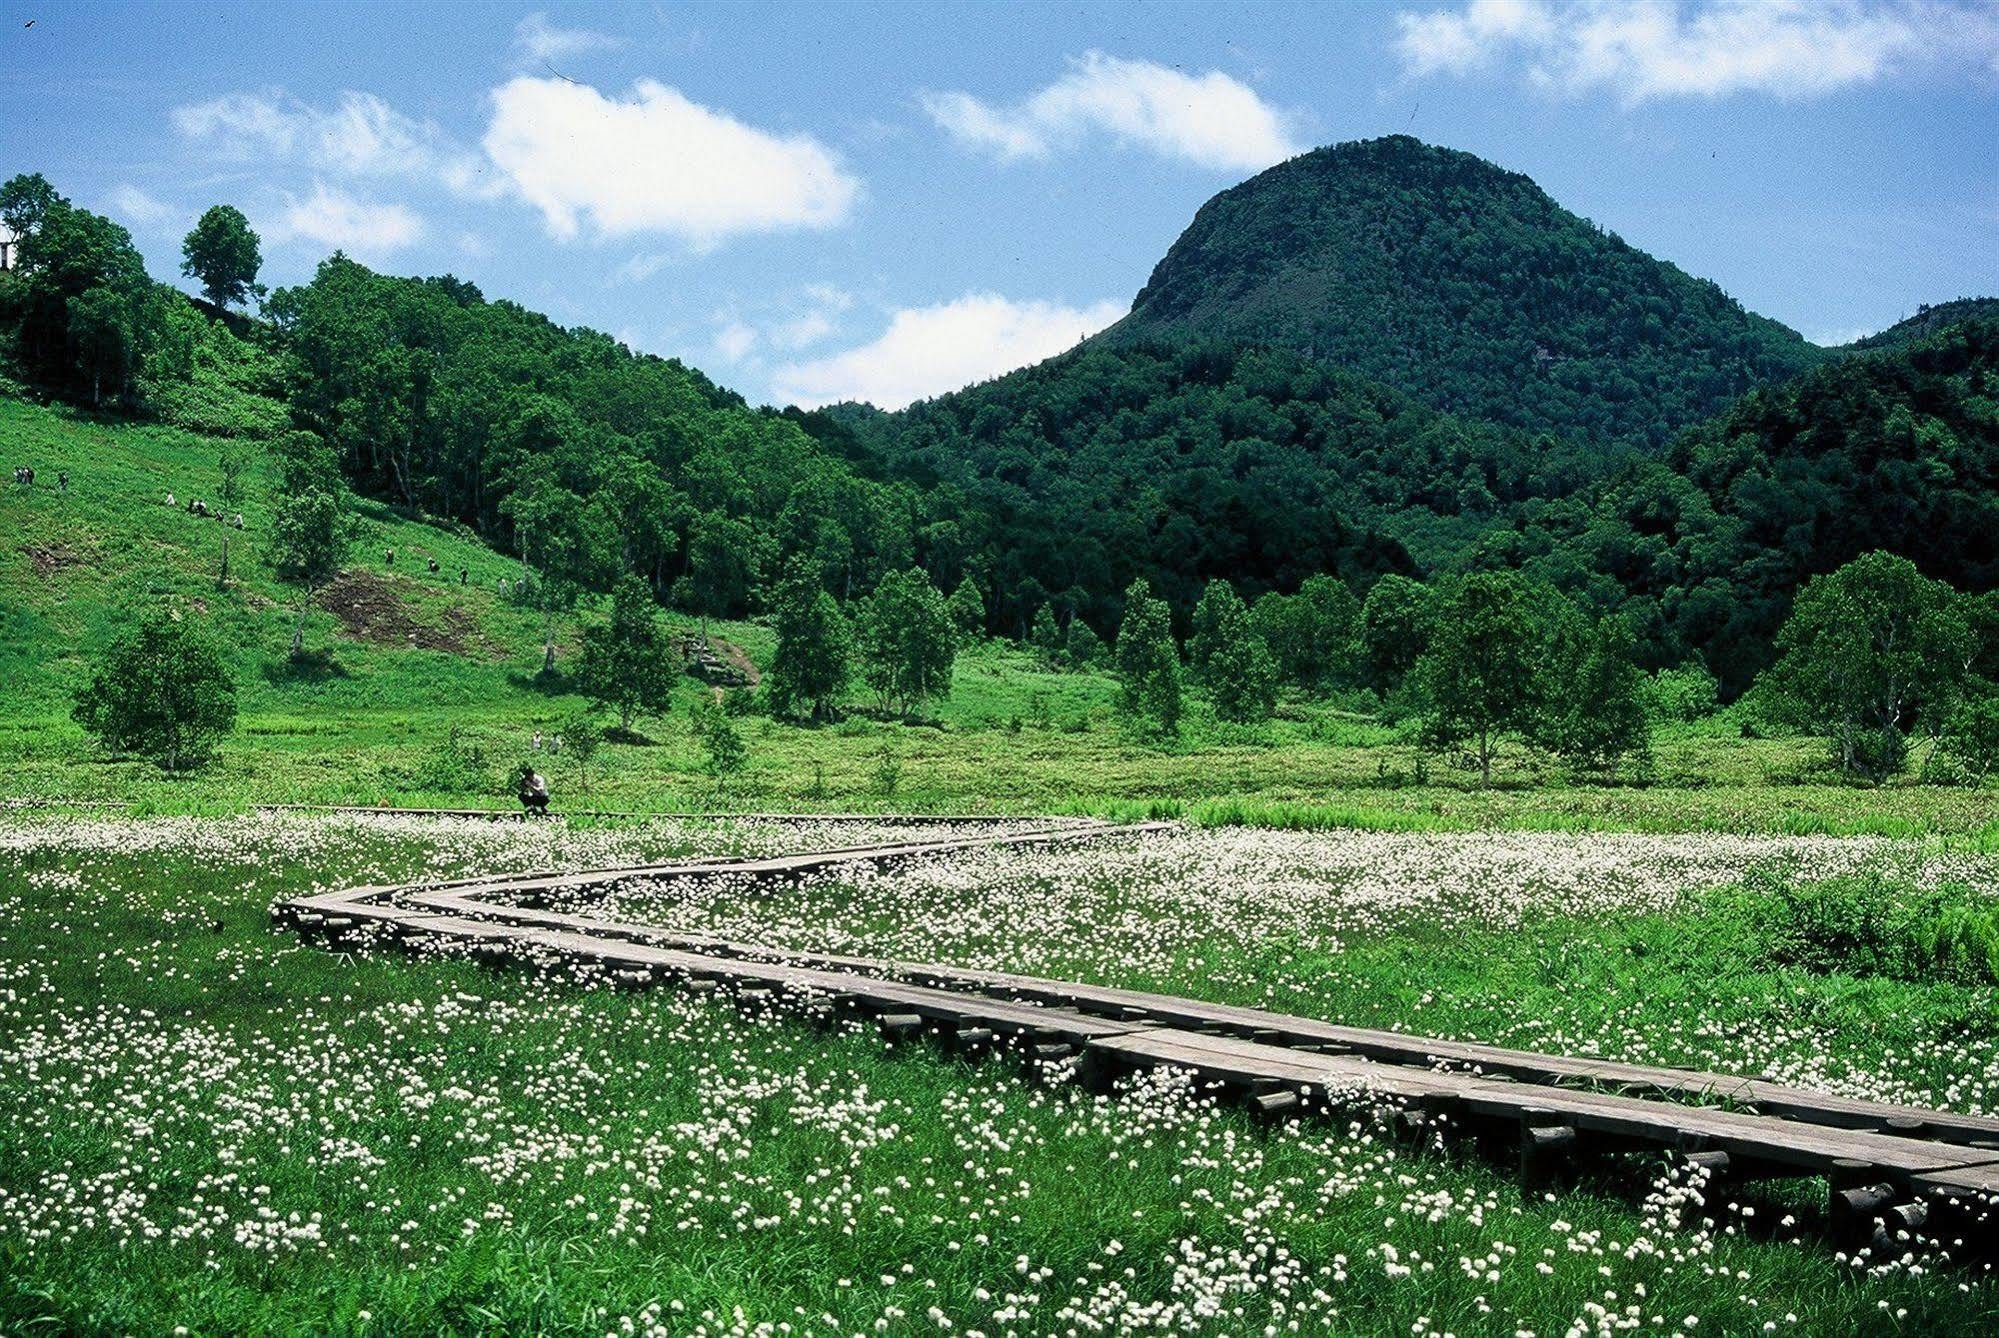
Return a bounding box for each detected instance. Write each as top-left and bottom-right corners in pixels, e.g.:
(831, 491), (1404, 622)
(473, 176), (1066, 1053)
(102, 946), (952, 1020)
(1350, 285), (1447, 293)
(276, 815), (1999, 1259)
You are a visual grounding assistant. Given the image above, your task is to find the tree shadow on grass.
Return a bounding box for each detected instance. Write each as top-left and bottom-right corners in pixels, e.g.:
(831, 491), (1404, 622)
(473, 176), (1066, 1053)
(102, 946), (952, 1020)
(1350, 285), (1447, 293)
(262, 649), (349, 685)
(507, 667), (574, 697)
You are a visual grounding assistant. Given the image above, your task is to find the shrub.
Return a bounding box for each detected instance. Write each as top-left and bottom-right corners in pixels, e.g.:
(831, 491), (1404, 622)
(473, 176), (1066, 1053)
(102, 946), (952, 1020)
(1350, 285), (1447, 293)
(72, 604), (237, 771)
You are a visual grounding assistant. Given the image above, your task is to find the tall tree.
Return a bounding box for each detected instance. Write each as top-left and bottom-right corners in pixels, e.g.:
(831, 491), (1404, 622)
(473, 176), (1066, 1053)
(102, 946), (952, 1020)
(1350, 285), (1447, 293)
(945, 577), (987, 641)
(854, 569), (955, 716)
(1189, 579), (1277, 722)
(1765, 551), (1973, 781)
(265, 435), (351, 657)
(65, 286), (134, 406)
(574, 576), (676, 734)
(1555, 615), (1652, 779)
(72, 604), (237, 771)
(180, 205), (263, 310)
(1114, 579), (1182, 736)
(1362, 574), (1430, 695)
(1252, 575), (1362, 691)
(1412, 572), (1547, 784)
(766, 571), (850, 722)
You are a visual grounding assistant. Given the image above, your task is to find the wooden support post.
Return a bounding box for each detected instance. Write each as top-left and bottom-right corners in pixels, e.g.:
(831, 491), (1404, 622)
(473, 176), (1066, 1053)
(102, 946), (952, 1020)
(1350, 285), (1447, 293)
(876, 1012), (924, 1043)
(1828, 1159), (1896, 1252)
(1520, 1109), (1578, 1194)
(953, 1025), (995, 1055)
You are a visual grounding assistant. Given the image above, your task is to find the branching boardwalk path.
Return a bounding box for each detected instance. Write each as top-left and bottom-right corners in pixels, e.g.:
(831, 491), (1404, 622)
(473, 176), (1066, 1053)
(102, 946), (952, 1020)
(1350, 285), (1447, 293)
(276, 814), (1999, 1262)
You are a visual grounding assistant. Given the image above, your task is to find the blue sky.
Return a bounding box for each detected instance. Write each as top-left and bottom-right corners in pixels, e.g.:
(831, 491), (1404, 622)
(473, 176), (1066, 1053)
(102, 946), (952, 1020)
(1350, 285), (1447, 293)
(4, 0), (1996, 409)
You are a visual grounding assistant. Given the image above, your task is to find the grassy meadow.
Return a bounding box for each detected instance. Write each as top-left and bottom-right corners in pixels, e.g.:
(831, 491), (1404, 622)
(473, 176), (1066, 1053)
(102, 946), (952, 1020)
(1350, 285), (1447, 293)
(4, 397), (1998, 839)
(3, 812), (1996, 1336)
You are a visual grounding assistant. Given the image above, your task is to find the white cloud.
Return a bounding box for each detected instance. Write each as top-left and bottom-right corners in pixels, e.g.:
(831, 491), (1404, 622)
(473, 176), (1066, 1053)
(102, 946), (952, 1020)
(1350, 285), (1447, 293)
(921, 51), (1303, 171)
(1394, 0), (1999, 102)
(713, 319), (758, 362)
(170, 88), (492, 194)
(268, 182), (425, 259)
(107, 185), (176, 229)
(482, 75), (861, 245)
(771, 292), (1125, 410)
(514, 12), (621, 65)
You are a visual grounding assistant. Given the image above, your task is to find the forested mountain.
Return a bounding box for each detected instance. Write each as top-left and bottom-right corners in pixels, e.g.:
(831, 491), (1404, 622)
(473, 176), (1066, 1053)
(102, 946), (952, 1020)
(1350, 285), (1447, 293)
(1846, 298), (1999, 351)
(1102, 136), (1824, 448)
(1499, 318), (1999, 689)
(818, 340), (1619, 635)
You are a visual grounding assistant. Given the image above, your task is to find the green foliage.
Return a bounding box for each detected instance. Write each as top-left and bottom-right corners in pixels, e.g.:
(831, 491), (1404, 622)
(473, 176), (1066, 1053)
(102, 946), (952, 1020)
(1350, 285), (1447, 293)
(1412, 571), (1553, 784)
(1765, 552), (1973, 781)
(64, 286), (135, 406)
(265, 452), (352, 657)
(854, 569), (955, 716)
(1109, 135), (1822, 449)
(1518, 320), (1999, 691)
(1064, 617), (1106, 668)
(690, 698), (747, 781)
(870, 745), (902, 797)
(1361, 573), (1429, 694)
(265, 255), (912, 620)
(574, 576), (675, 733)
(71, 603), (237, 771)
(944, 576), (986, 640)
(1250, 575), (1361, 691)
(1554, 615), (1652, 779)
(1113, 579), (1182, 736)
(1709, 871), (1999, 987)
(767, 571), (850, 722)
(180, 205), (262, 310)
(1643, 663), (1719, 724)
(1189, 580), (1277, 723)
(1846, 297), (1999, 350)
(1937, 690), (1999, 787)
(1030, 605), (1065, 669)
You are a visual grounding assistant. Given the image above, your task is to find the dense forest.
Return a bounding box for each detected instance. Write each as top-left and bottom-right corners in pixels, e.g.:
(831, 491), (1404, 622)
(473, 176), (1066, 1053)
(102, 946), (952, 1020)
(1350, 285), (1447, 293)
(810, 340), (1620, 636)
(1103, 136), (1825, 448)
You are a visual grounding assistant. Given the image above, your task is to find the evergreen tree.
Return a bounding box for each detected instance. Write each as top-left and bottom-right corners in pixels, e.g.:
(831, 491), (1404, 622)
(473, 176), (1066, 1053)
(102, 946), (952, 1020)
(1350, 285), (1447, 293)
(1765, 552), (1973, 781)
(945, 577), (986, 641)
(1114, 579), (1182, 735)
(1190, 580), (1277, 722)
(1412, 572), (1545, 784)
(180, 204), (263, 310)
(1031, 605), (1065, 669)
(72, 604), (237, 771)
(1065, 618), (1106, 669)
(575, 576), (676, 734)
(1556, 615), (1652, 779)
(855, 569), (956, 716)
(767, 571), (850, 722)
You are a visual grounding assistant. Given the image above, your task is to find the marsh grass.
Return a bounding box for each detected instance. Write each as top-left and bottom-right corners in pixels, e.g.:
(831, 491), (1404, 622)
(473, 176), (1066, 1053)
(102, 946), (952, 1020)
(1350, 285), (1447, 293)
(3, 815), (1995, 1335)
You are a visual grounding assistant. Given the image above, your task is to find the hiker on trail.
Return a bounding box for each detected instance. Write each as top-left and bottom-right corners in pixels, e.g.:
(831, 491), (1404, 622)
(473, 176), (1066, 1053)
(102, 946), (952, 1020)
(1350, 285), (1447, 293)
(385, 547), (395, 566)
(428, 557), (439, 574)
(519, 768), (551, 817)
(532, 729), (543, 752)
(232, 512), (244, 529)
(550, 733), (563, 755)
(460, 567), (468, 586)
(57, 471), (68, 493)
(192, 498), (208, 517)
(165, 490), (175, 509)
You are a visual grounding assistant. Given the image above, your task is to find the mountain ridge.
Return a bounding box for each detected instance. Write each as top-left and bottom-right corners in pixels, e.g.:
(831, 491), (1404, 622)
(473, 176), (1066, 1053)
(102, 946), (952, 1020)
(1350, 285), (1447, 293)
(1096, 134), (1825, 449)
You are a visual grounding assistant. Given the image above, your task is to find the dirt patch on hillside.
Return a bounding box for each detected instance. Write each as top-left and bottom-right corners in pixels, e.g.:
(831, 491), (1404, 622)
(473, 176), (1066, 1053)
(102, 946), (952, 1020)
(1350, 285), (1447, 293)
(19, 541), (85, 578)
(317, 569), (482, 654)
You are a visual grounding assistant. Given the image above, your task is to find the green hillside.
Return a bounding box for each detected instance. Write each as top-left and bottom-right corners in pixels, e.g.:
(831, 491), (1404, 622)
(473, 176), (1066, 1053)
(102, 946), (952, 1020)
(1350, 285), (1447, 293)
(1848, 297), (1999, 350)
(1102, 136), (1825, 448)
